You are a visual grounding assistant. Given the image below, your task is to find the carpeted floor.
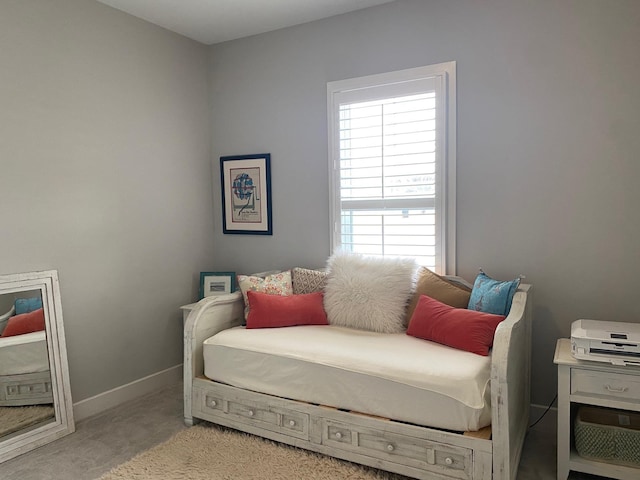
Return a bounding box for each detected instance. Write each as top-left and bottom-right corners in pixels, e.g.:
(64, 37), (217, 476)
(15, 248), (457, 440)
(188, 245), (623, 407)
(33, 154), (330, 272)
(0, 405), (54, 438)
(0, 381), (609, 480)
(99, 424), (405, 480)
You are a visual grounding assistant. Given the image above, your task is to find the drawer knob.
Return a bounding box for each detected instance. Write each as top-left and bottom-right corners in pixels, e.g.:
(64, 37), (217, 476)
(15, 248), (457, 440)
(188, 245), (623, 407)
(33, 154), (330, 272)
(445, 457), (453, 466)
(335, 432), (343, 439)
(605, 384), (628, 393)
(288, 420), (296, 427)
(387, 444), (395, 452)
(210, 400), (217, 407)
(248, 409), (255, 417)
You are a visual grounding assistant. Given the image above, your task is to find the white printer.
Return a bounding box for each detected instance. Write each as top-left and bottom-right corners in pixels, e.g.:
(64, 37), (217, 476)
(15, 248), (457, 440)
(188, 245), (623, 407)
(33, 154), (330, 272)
(571, 319), (640, 366)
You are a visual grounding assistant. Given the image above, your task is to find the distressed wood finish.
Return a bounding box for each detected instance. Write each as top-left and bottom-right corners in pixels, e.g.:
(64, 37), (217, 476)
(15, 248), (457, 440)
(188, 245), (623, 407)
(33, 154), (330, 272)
(489, 284), (532, 480)
(554, 338), (640, 480)
(0, 371), (53, 406)
(0, 270), (74, 464)
(183, 293), (244, 426)
(184, 281), (532, 480)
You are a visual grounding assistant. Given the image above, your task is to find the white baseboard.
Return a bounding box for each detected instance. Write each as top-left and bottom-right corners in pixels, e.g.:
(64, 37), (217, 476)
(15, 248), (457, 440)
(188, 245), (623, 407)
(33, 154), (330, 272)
(73, 364), (182, 422)
(529, 402), (558, 432)
(530, 402), (558, 416)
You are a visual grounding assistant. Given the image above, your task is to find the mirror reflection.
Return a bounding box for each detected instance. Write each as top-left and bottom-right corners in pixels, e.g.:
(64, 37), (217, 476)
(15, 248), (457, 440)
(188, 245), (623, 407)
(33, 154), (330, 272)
(0, 289), (54, 440)
(0, 270), (74, 464)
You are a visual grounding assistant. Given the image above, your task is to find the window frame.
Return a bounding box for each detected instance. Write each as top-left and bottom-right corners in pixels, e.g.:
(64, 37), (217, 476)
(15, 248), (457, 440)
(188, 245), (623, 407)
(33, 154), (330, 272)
(327, 62), (456, 274)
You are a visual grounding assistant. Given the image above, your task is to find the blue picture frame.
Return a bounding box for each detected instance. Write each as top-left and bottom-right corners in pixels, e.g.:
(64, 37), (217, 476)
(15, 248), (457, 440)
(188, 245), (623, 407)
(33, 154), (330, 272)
(220, 153), (272, 235)
(199, 271), (236, 300)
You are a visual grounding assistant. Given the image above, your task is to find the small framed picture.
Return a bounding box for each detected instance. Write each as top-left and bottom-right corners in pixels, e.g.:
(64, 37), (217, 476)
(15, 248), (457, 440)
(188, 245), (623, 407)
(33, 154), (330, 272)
(199, 272), (236, 299)
(220, 153), (272, 235)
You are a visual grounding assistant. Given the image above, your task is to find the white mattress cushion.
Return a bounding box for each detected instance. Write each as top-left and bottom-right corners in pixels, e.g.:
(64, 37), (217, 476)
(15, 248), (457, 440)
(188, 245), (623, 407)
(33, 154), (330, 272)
(0, 331), (49, 376)
(203, 325), (493, 431)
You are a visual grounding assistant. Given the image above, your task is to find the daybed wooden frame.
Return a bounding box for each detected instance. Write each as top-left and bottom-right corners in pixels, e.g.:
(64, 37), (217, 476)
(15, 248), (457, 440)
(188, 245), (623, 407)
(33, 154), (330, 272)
(0, 322), (53, 406)
(0, 371), (53, 406)
(184, 279), (532, 480)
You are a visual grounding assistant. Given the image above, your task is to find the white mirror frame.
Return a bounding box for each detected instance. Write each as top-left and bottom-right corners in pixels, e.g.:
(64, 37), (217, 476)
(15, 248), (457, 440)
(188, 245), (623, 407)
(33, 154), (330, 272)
(0, 270), (74, 463)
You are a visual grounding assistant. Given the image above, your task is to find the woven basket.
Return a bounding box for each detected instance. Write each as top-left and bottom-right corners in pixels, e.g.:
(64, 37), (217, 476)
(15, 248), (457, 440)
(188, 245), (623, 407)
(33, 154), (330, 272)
(575, 406), (640, 467)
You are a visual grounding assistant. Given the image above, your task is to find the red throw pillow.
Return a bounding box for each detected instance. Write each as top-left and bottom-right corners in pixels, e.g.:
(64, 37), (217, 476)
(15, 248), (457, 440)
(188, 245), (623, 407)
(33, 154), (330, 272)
(406, 295), (505, 356)
(0, 308), (46, 337)
(246, 291), (328, 329)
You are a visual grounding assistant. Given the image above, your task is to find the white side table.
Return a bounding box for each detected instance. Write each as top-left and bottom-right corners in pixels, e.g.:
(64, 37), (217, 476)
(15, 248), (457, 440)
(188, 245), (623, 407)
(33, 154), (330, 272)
(554, 338), (640, 480)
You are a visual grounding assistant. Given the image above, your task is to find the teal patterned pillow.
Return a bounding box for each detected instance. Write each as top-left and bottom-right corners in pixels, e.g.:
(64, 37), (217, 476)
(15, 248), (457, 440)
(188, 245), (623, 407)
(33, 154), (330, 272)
(468, 271), (520, 316)
(15, 297), (43, 315)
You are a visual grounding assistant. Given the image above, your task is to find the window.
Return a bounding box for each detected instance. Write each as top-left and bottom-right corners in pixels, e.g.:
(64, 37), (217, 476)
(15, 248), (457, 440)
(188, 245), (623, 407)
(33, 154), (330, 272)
(327, 62), (456, 273)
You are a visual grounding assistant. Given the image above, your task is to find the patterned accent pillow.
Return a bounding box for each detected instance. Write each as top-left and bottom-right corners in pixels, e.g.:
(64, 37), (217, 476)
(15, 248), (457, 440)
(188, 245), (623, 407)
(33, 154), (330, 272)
(237, 270), (293, 319)
(15, 297), (43, 315)
(292, 267), (328, 294)
(468, 271), (521, 316)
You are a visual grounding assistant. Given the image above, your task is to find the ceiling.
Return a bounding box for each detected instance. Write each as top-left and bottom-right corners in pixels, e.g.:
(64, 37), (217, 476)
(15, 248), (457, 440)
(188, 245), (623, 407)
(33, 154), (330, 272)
(96, 0), (396, 45)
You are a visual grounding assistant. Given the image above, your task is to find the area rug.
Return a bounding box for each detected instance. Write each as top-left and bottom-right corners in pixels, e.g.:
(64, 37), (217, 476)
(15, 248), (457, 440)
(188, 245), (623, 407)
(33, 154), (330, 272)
(99, 424), (407, 480)
(0, 405), (54, 438)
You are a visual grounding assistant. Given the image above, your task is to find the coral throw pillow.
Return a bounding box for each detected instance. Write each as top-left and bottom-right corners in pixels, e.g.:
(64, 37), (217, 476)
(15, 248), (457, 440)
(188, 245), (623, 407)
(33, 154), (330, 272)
(246, 291), (328, 328)
(237, 271), (293, 319)
(407, 295), (505, 356)
(0, 308), (46, 337)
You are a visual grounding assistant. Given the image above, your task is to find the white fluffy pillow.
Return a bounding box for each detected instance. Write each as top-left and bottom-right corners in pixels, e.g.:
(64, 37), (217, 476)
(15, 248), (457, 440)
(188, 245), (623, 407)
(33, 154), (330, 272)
(323, 253), (417, 333)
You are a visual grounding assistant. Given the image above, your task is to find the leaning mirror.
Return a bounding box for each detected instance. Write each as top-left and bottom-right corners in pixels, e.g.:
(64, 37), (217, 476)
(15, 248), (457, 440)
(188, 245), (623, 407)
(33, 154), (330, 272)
(0, 270), (74, 463)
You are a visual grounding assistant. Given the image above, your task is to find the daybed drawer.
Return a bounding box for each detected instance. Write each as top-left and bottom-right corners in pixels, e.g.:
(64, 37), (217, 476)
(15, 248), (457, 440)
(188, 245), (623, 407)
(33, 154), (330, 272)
(1, 374), (52, 403)
(322, 420), (472, 480)
(571, 368), (640, 402)
(4, 382), (50, 400)
(199, 390), (309, 440)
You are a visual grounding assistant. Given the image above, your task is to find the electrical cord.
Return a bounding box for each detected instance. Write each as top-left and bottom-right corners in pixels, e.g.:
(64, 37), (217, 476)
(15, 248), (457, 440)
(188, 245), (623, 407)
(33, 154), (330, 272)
(528, 394), (557, 429)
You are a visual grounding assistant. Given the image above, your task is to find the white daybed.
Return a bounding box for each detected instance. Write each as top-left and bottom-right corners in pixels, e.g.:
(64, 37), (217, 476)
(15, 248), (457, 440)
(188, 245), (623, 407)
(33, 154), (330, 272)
(184, 278), (532, 480)
(0, 308), (53, 407)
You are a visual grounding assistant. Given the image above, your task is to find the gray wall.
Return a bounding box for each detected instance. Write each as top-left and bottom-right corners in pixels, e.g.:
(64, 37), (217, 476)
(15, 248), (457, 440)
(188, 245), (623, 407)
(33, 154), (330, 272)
(208, 0), (640, 406)
(0, 1), (212, 401)
(2, 0), (638, 410)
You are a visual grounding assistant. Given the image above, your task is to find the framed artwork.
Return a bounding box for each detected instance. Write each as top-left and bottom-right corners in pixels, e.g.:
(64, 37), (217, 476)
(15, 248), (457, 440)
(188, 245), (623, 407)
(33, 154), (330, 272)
(220, 153), (272, 235)
(199, 272), (236, 299)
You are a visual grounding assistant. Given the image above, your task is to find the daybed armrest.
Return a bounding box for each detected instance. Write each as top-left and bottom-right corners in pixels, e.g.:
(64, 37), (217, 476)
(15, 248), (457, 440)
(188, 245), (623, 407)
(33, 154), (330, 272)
(490, 284), (533, 480)
(0, 305), (15, 323)
(183, 291), (244, 425)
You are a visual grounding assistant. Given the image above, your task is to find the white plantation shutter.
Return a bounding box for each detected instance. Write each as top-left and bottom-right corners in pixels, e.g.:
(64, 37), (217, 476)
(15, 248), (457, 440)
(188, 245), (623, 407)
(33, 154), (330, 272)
(328, 63), (456, 272)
